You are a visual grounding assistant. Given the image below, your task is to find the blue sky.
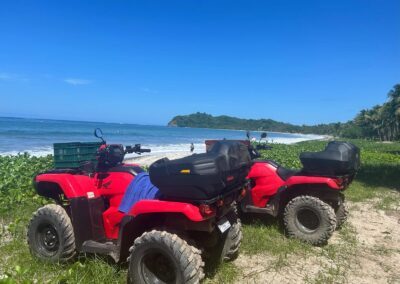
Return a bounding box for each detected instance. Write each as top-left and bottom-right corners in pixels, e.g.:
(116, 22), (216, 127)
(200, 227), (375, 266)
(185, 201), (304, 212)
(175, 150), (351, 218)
(0, 0), (399, 126)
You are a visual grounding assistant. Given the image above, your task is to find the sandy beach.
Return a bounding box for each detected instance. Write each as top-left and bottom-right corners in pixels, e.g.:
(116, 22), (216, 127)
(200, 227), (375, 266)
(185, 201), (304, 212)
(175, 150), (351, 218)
(124, 152), (192, 166)
(123, 135), (333, 167)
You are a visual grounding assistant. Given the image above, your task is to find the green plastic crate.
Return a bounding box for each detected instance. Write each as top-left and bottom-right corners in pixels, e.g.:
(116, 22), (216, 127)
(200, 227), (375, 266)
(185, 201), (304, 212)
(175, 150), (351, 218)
(53, 142), (102, 168)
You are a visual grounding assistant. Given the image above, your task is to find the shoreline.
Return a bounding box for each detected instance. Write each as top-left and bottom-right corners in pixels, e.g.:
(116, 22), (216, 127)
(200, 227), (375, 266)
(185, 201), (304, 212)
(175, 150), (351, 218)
(0, 135), (331, 159)
(124, 135), (332, 167)
(0, 136), (328, 157)
(0, 117), (330, 157)
(172, 125), (327, 137)
(124, 152), (191, 167)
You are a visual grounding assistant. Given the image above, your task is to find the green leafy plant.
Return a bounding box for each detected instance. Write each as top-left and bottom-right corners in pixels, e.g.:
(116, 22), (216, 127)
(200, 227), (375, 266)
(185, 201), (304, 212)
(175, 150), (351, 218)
(0, 154), (52, 215)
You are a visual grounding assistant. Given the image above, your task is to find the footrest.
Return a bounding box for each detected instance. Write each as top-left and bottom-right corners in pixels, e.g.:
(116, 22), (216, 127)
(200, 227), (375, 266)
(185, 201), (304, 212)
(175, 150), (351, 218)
(81, 240), (119, 262)
(245, 205), (275, 215)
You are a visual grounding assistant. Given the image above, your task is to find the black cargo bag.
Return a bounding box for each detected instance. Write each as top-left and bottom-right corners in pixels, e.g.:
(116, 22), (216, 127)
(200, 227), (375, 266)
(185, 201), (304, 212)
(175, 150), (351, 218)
(300, 141), (360, 176)
(149, 141), (251, 201)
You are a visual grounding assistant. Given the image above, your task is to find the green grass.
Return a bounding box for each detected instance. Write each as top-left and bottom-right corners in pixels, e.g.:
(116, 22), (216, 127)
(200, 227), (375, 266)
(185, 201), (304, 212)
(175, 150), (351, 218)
(374, 191), (400, 211)
(1, 139), (399, 283)
(204, 262), (239, 284)
(241, 219), (313, 256)
(0, 239), (126, 283)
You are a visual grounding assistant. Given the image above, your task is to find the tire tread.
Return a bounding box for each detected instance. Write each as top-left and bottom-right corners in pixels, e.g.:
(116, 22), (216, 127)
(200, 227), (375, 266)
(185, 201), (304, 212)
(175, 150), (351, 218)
(335, 200), (349, 229)
(128, 230), (204, 284)
(283, 195), (336, 245)
(27, 204), (76, 262)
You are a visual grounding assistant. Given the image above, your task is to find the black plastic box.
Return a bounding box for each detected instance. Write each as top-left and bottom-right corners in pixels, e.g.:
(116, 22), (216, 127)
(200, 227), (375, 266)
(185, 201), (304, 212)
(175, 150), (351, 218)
(300, 141), (360, 176)
(149, 141), (251, 201)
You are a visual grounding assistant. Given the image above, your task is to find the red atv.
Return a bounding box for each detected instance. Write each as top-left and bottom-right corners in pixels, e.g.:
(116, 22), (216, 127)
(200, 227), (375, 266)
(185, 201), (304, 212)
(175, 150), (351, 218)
(206, 134), (360, 245)
(28, 129), (251, 283)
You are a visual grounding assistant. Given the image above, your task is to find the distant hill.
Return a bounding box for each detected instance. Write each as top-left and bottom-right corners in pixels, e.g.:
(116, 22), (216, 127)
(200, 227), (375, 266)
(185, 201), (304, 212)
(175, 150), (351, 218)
(168, 112), (345, 136)
(168, 84), (400, 141)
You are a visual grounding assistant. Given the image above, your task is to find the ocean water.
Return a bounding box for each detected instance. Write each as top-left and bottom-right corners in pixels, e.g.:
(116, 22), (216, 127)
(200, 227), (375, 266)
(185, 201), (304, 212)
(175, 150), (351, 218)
(0, 117), (323, 157)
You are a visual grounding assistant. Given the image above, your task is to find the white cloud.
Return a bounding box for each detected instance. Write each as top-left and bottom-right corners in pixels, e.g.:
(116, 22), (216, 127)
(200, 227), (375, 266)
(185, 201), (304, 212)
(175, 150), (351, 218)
(0, 72), (28, 82)
(64, 78), (92, 85)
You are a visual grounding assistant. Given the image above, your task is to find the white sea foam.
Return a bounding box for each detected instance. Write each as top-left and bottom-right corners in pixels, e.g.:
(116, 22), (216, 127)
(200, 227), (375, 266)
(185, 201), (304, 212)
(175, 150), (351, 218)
(0, 146), (54, 157)
(124, 143), (206, 159)
(0, 134), (325, 157)
(268, 134), (325, 144)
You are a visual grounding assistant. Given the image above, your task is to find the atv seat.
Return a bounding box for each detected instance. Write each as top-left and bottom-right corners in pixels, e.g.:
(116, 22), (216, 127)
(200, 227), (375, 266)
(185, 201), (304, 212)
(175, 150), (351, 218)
(277, 166), (299, 181)
(150, 141), (251, 201)
(259, 160), (299, 181)
(107, 165), (144, 176)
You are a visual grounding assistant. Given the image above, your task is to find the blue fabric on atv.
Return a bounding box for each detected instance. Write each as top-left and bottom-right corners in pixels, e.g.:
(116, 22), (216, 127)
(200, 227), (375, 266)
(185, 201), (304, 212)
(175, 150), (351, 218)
(118, 172), (161, 213)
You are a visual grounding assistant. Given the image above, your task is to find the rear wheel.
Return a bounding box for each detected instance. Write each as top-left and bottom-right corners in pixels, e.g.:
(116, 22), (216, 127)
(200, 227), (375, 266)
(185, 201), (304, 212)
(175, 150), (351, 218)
(27, 204), (76, 262)
(283, 196), (336, 246)
(127, 230), (204, 284)
(335, 200), (349, 229)
(222, 205), (242, 261)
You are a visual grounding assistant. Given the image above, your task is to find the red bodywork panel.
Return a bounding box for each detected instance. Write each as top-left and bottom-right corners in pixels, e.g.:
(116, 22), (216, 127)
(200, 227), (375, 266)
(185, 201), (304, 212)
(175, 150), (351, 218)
(247, 162), (285, 207)
(36, 173), (98, 198)
(128, 200), (204, 221)
(247, 161), (341, 208)
(35, 164), (205, 240)
(285, 176), (340, 189)
(36, 170), (132, 239)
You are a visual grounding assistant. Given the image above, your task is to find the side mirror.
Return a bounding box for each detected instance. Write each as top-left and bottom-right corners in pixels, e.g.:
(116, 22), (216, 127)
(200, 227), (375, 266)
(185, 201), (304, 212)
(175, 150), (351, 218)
(94, 128), (103, 138)
(94, 128), (105, 143)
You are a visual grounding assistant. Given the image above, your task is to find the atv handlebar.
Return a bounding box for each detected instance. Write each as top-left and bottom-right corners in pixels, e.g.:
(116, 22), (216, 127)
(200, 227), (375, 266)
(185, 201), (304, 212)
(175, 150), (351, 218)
(125, 144), (151, 155)
(255, 144), (273, 150)
(249, 143), (273, 160)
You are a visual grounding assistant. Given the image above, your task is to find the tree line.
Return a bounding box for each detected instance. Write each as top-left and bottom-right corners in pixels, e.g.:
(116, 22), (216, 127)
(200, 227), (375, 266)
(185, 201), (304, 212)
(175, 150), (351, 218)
(351, 84), (400, 141)
(168, 84), (400, 141)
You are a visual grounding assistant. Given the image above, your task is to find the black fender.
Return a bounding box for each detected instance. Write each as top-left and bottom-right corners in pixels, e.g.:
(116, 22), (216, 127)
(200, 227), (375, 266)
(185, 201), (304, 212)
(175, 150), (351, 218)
(33, 180), (65, 203)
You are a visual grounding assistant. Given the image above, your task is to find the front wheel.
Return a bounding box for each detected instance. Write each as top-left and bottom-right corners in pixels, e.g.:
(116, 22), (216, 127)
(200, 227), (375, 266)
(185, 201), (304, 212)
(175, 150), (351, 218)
(283, 195), (336, 246)
(27, 204), (76, 262)
(127, 230), (204, 284)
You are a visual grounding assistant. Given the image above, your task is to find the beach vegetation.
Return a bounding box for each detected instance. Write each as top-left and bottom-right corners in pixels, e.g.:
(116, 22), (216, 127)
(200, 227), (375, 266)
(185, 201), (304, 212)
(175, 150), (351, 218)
(0, 139), (399, 282)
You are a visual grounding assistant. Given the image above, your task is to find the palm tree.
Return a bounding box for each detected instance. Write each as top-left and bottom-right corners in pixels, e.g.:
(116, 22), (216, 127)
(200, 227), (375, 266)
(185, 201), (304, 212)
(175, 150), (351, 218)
(387, 84), (400, 140)
(355, 107), (382, 139)
(351, 84), (400, 141)
(381, 103), (395, 140)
